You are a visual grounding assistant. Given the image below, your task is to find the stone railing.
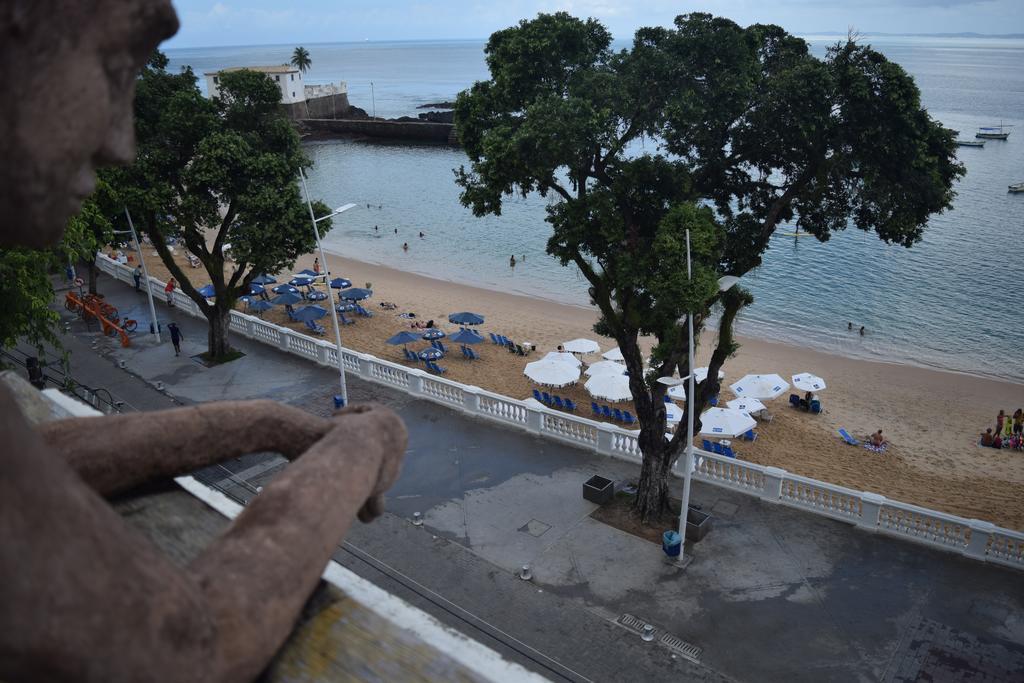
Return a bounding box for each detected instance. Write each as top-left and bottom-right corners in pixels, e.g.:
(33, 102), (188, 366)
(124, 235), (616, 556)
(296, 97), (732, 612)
(94, 254), (1024, 572)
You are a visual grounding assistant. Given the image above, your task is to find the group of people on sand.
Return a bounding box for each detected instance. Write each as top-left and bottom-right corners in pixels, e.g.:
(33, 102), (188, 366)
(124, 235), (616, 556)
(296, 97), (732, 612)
(980, 409), (1024, 450)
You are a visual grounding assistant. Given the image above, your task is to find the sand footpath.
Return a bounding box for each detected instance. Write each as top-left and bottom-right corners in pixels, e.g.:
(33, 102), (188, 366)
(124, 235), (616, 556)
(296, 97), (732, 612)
(130, 244), (1024, 530)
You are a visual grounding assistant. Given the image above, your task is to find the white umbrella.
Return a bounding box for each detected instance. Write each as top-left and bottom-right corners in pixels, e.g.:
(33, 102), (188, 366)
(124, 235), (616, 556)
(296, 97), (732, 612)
(667, 385), (686, 401)
(664, 401), (683, 424)
(585, 360), (626, 377)
(524, 360), (580, 388)
(584, 374), (632, 402)
(726, 397), (767, 414)
(694, 367), (726, 383)
(699, 407), (757, 437)
(602, 347), (624, 362)
(729, 373), (790, 400)
(562, 338), (600, 355)
(792, 372), (827, 392)
(541, 351), (582, 367)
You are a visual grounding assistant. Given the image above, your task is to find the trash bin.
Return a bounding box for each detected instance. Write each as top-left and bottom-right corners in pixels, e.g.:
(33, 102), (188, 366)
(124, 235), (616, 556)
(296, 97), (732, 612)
(662, 530), (681, 557)
(333, 395), (346, 409)
(582, 475), (614, 504)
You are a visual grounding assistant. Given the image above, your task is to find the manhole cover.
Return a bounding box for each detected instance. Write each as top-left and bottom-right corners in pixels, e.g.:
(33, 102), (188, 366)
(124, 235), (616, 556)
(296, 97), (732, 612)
(519, 519), (551, 537)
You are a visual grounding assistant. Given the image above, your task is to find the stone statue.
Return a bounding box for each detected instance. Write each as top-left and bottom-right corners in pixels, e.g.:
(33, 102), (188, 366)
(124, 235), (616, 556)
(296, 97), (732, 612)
(0, 3), (408, 682)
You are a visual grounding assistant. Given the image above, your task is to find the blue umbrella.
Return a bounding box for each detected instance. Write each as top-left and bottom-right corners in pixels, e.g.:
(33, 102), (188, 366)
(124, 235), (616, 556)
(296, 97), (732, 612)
(272, 284), (300, 295)
(330, 277), (352, 289)
(252, 274), (277, 285)
(292, 305), (328, 322)
(387, 331), (422, 346)
(449, 311), (485, 326)
(336, 303), (357, 313)
(450, 328), (484, 344)
(248, 283), (266, 296)
(249, 300), (274, 312)
(296, 269), (319, 277)
(421, 328), (446, 340)
(271, 291), (304, 306)
(289, 276), (315, 287)
(197, 284), (216, 298)
(339, 288), (372, 301)
(418, 347), (444, 361)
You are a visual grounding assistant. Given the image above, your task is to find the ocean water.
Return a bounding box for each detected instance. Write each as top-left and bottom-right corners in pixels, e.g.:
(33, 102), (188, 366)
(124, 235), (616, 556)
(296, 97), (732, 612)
(166, 36), (1024, 383)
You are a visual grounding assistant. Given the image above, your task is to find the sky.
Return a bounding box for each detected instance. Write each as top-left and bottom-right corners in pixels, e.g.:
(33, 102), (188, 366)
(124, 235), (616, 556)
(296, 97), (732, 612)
(167, 0), (1024, 48)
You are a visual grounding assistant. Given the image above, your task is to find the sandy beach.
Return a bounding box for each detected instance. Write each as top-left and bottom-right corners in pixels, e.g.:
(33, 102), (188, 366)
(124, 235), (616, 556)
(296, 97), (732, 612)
(129, 244), (1024, 530)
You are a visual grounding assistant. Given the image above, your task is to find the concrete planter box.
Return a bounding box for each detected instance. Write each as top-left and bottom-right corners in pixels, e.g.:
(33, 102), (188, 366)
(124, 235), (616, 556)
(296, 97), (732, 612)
(583, 475), (615, 505)
(685, 507), (712, 542)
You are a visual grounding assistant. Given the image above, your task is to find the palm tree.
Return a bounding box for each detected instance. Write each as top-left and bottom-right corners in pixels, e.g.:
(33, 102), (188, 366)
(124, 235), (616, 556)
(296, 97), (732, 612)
(291, 46), (311, 74)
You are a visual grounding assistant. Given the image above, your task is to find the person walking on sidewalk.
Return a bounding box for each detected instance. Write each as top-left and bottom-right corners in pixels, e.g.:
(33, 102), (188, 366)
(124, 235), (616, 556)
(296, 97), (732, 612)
(164, 277), (176, 307)
(168, 322), (183, 356)
(133, 265), (143, 291)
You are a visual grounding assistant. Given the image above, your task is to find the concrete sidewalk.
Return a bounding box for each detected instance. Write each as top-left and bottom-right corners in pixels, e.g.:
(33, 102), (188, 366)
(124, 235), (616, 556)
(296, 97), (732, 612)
(47, 273), (1024, 682)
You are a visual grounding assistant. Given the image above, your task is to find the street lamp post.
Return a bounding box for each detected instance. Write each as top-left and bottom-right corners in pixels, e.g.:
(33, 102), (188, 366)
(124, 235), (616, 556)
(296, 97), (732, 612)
(121, 209), (160, 343)
(674, 230), (738, 565)
(297, 168), (356, 407)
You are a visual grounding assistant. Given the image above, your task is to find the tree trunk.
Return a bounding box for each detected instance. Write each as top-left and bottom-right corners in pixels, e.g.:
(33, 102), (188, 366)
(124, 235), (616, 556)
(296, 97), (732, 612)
(206, 305), (232, 359)
(633, 437), (673, 523)
(86, 259), (99, 295)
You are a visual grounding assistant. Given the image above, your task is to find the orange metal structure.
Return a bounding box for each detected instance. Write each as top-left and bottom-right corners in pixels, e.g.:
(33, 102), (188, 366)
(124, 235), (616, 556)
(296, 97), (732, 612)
(65, 292), (134, 347)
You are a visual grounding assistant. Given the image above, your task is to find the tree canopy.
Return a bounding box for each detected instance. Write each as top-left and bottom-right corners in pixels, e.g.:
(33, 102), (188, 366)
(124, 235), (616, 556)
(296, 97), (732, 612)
(108, 51), (331, 359)
(455, 12), (962, 521)
(291, 47), (312, 73)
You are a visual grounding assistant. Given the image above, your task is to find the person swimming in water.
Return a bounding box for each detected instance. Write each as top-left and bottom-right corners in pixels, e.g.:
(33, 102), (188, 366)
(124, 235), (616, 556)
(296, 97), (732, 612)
(509, 255), (516, 267)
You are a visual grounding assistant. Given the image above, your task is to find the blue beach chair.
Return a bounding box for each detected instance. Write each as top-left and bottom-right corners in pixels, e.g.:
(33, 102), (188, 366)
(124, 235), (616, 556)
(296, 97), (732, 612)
(591, 402), (601, 417)
(810, 399), (822, 414)
(533, 389), (544, 402)
(838, 428), (860, 446)
(339, 313), (354, 325)
(702, 439), (713, 451)
(789, 394), (801, 408)
(601, 406), (613, 420)
(709, 396), (719, 407)
(304, 320), (325, 335)
(711, 442), (724, 455)
(664, 395), (672, 403)
(489, 332), (499, 344)
(622, 411), (636, 425)
(564, 399), (577, 412)
(553, 396), (565, 410)
(721, 445), (737, 458)
(542, 392), (553, 405)
(613, 408), (624, 422)
(742, 429), (757, 442)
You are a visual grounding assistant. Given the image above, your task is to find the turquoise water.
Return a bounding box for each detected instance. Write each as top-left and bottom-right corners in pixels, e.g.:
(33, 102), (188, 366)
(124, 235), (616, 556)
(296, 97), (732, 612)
(167, 37), (1024, 383)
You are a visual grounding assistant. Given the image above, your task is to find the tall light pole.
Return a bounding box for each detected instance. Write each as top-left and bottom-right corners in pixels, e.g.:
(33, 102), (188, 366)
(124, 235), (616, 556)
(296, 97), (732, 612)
(370, 81), (376, 119)
(672, 230), (738, 565)
(122, 209), (160, 343)
(297, 168), (356, 407)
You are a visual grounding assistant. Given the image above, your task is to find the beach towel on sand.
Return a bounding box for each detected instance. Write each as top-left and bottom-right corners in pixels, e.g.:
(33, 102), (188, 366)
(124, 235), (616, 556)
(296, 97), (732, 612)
(864, 443), (887, 454)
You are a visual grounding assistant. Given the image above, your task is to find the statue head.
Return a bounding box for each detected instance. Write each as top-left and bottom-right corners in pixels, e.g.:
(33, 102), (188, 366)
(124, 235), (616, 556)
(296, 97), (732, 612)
(0, 1), (178, 249)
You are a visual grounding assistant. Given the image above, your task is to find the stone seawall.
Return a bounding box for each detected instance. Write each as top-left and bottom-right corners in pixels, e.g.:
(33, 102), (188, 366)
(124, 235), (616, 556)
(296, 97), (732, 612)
(281, 92), (352, 121)
(300, 118), (458, 145)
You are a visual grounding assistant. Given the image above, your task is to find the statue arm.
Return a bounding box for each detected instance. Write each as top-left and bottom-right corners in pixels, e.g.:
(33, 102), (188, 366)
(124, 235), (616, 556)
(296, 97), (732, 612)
(37, 400), (333, 496)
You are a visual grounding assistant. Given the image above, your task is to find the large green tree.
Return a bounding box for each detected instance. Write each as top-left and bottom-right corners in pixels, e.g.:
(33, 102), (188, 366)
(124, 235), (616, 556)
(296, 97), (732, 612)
(455, 13), (962, 522)
(110, 52), (331, 359)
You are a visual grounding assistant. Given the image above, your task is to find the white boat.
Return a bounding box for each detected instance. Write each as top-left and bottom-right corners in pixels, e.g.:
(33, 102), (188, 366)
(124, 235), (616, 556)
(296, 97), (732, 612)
(956, 140), (985, 147)
(1009, 182), (1024, 193)
(976, 123), (1012, 140)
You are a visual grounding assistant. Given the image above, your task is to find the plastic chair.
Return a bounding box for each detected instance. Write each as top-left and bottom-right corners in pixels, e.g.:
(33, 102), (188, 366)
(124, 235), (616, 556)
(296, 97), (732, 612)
(622, 411), (636, 425)
(838, 428), (860, 446)
(542, 392), (553, 404)
(601, 406), (613, 420)
(564, 399), (577, 412)
(702, 439), (713, 451)
(789, 394), (801, 408)
(489, 332), (499, 344)
(810, 399), (822, 414)
(437, 341), (447, 353)
(553, 396), (565, 410)
(664, 395), (672, 403)
(709, 396), (719, 407)
(591, 402), (601, 417)
(467, 347), (479, 360)
(613, 408), (625, 422)
(742, 429), (757, 442)
(304, 320), (325, 335)
(533, 389), (544, 402)
(711, 442), (724, 455)
(339, 313), (354, 325)
(722, 445), (737, 458)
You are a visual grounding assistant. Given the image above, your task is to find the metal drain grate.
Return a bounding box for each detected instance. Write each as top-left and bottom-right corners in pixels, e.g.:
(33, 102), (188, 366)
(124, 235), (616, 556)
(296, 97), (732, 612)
(660, 632), (702, 662)
(616, 613), (648, 634)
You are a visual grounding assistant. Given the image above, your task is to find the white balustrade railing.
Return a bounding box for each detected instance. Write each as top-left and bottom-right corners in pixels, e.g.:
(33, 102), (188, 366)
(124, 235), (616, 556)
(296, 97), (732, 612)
(92, 253), (1024, 572)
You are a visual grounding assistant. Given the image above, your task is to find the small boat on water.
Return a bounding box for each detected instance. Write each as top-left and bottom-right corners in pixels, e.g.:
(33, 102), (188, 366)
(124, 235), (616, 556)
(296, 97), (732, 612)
(956, 140), (985, 147)
(1009, 182), (1024, 193)
(976, 123), (1012, 140)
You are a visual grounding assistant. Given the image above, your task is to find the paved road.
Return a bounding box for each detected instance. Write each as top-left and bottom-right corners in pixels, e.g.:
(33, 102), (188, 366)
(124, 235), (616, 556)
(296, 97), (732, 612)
(33, 273), (1024, 682)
